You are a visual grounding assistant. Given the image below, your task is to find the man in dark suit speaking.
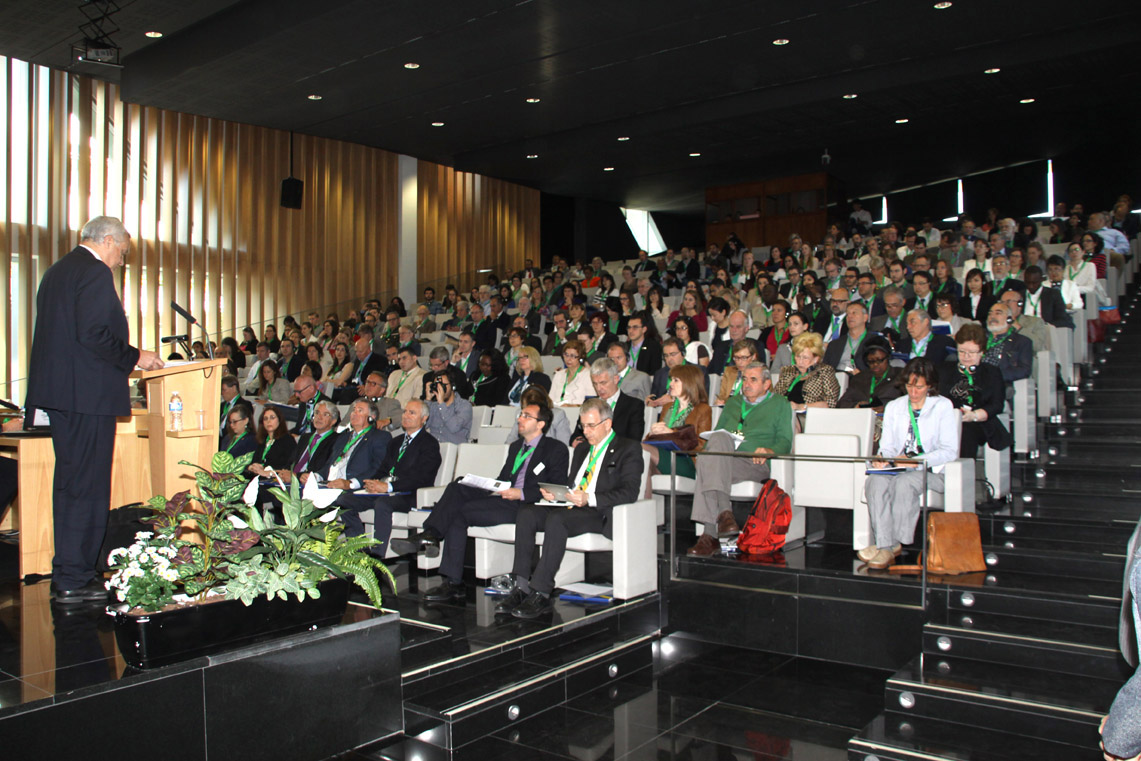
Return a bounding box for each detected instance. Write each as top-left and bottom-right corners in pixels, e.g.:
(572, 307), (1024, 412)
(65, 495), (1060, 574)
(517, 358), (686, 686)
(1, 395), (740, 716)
(26, 216), (164, 604)
(499, 398), (644, 620)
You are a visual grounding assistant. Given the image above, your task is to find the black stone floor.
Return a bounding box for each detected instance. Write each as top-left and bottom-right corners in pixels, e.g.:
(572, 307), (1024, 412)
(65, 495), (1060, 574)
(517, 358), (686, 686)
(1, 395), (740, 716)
(334, 633), (885, 761)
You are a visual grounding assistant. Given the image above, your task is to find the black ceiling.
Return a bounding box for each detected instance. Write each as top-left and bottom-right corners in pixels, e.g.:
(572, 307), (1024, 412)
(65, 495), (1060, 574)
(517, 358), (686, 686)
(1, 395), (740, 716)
(3, 0), (1140, 213)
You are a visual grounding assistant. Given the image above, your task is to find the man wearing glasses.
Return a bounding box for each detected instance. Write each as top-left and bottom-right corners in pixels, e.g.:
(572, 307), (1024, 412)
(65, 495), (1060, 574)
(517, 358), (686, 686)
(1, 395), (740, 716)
(290, 375), (329, 435)
(391, 404), (569, 603)
(817, 288), (850, 342)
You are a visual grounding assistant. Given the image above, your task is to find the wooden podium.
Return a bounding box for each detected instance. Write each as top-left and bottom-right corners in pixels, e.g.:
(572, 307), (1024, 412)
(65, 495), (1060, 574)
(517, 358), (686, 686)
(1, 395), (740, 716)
(0, 358), (227, 578)
(132, 358), (229, 499)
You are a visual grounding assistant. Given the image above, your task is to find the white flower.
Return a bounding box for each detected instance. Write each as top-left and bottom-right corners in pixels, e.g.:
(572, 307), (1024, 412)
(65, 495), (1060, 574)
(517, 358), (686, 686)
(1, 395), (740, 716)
(134, 531), (153, 540)
(229, 514), (250, 529)
(241, 477), (260, 507)
(319, 508), (339, 523)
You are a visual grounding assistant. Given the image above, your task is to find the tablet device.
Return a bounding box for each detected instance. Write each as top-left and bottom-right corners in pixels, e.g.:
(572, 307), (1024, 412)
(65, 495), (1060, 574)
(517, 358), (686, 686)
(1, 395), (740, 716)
(538, 482), (572, 501)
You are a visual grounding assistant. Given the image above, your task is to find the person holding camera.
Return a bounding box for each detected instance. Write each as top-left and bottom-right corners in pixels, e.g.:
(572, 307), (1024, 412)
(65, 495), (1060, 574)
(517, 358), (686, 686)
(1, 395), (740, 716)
(424, 370), (473, 445)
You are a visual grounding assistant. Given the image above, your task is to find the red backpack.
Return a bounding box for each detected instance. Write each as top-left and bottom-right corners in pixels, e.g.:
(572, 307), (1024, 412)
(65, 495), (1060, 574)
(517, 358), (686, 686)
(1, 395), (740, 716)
(736, 479), (791, 555)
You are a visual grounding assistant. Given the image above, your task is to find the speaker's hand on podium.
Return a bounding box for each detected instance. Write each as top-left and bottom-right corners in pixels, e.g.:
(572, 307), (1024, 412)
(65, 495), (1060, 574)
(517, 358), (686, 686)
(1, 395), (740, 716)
(138, 350), (165, 371)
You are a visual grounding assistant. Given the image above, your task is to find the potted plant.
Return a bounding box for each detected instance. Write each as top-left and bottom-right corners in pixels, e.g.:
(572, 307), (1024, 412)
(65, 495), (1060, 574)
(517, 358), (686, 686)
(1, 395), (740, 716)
(107, 451), (396, 669)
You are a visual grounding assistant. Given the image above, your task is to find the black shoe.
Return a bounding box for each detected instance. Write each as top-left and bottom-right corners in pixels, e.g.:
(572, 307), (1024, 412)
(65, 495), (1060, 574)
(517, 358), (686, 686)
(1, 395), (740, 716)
(494, 587), (527, 615)
(510, 591), (553, 620)
(390, 530), (441, 557)
(422, 580), (466, 603)
(51, 579), (108, 605)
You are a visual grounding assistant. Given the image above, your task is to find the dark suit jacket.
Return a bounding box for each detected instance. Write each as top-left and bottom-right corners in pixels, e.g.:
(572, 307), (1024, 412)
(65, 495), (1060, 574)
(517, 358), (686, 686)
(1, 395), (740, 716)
(823, 330), (873, 373)
(905, 295), (938, 318)
(584, 331), (620, 362)
(27, 246), (140, 416)
(281, 354), (305, 382)
(959, 292), (996, 322)
(628, 339), (663, 375)
(986, 331), (1034, 383)
(319, 427), (392, 485)
(473, 374), (511, 407)
(348, 353), (388, 387)
(251, 434), (297, 471)
(681, 258), (700, 282)
(894, 332), (955, 363)
(565, 435), (643, 523)
(452, 349), (482, 381)
(570, 393), (644, 444)
(497, 434), (570, 504)
(517, 310), (541, 336)
(990, 277), (1026, 298)
(473, 319), (497, 351)
(1026, 286), (1074, 329)
(508, 370), (552, 396)
(291, 428), (339, 475)
(375, 429), (442, 493)
(291, 391), (330, 435)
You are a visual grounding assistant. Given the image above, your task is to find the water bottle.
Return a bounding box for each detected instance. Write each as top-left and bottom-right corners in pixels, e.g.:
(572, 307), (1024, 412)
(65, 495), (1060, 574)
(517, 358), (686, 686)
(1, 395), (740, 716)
(169, 392), (183, 432)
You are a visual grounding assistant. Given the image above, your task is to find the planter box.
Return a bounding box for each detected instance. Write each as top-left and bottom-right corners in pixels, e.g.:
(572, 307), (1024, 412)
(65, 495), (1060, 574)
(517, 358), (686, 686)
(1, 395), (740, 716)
(111, 577), (350, 669)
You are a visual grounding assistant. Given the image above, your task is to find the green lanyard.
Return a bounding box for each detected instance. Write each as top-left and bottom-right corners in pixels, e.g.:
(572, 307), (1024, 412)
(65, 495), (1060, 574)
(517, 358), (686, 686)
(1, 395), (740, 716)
(261, 437), (274, 460)
(336, 428), (368, 463)
(609, 318), (618, 334)
(987, 332), (1010, 351)
(474, 373), (487, 387)
(773, 326), (787, 345)
(788, 372), (807, 391)
(907, 403), (924, 454)
(305, 429), (333, 459)
(225, 431), (248, 454)
(736, 392), (771, 434)
(511, 443), (534, 475)
(578, 431), (615, 490)
(618, 367), (629, 386)
(962, 367), (976, 405)
(561, 365), (582, 401)
(393, 371), (411, 395)
(732, 376), (743, 397)
(934, 280), (947, 295)
(886, 315), (900, 333)
(1067, 261), (1087, 280)
(910, 334), (930, 359)
(1025, 291), (1041, 315)
(868, 373), (885, 399)
(459, 354), (470, 373)
(630, 341), (641, 364)
(992, 276), (1009, 295)
(667, 399), (691, 428)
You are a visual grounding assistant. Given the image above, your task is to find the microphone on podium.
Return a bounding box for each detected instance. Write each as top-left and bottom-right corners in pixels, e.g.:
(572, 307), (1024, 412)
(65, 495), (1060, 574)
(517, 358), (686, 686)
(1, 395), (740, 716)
(171, 302), (213, 359)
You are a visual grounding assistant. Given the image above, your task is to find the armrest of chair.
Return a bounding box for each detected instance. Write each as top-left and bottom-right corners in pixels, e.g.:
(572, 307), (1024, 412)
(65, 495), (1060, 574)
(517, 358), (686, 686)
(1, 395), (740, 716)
(609, 499), (658, 599)
(939, 458), (975, 513)
(417, 485), (447, 510)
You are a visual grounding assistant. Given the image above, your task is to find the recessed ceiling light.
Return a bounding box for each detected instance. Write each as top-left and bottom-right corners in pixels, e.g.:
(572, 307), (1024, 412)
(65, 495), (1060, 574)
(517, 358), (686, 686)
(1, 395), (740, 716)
(404, 62), (420, 69)
(984, 67), (1001, 74)
(934, 1), (952, 8)
(431, 121), (445, 127)
(144, 31), (163, 39)
(525, 97), (541, 104)
(307, 94), (323, 101)
(1019, 98), (1036, 104)
(603, 167), (615, 172)
(617, 136), (630, 142)
(526, 154), (538, 159)
(689, 152), (701, 157)
(842, 93), (858, 100)
(772, 38), (790, 46)
(895, 118), (909, 124)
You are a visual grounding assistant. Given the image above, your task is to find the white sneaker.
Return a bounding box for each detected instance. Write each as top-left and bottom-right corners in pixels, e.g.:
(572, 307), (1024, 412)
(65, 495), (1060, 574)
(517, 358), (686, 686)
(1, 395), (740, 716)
(866, 548), (897, 569)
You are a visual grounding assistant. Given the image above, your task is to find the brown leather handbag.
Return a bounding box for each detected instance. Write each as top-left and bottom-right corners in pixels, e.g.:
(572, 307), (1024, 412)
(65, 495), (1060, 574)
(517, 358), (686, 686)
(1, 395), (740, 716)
(889, 512), (986, 575)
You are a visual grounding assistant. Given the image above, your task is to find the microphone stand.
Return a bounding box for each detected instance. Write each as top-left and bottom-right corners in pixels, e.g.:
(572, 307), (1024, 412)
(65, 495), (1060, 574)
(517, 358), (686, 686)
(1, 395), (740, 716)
(170, 302), (214, 360)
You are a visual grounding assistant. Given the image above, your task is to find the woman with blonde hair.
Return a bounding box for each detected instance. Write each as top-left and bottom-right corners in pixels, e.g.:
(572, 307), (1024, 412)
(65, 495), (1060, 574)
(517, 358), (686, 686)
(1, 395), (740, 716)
(774, 332), (839, 412)
(508, 346), (551, 404)
(642, 363), (712, 492)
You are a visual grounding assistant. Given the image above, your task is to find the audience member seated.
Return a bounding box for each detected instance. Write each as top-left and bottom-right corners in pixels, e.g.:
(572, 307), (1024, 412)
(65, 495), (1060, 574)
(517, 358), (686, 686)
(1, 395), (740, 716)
(824, 302), (873, 373)
(895, 309), (954, 362)
(549, 339), (593, 407)
(861, 358), (959, 569)
(624, 313), (663, 375)
(907, 270), (937, 316)
(423, 370), (473, 445)
(1045, 255), (1084, 312)
(290, 374), (330, 436)
(334, 338), (385, 403)
(277, 338), (304, 381)
(769, 309), (810, 377)
(998, 290), (1048, 355)
(959, 267), (994, 322)
(243, 342), (272, 395)
(218, 375), (249, 444)
(607, 343), (651, 401)
(508, 346), (551, 403)
(940, 324), (1011, 458)
(350, 399), (441, 555)
(642, 364), (712, 493)
(671, 315), (711, 367)
(442, 301), (471, 332)
(667, 289), (709, 333)
(543, 310), (572, 356)
(452, 331), (481, 381)
(819, 288), (850, 343)
(327, 341), (354, 388)
(584, 312), (620, 362)
(255, 360), (292, 403)
(870, 286), (906, 346)
(687, 363), (793, 557)
(932, 260), (962, 299)
(1065, 241), (1098, 297)
(1021, 265), (1074, 329)
(716, 339), (760, 406)
(568, 358), (645, 446)
(391, 403), (570, 602)
(934, 295), (973, 335)
(357, 371), (402, 431)
(472, 347), (512, 407)
(649, 337), (707, 407)
(246, 405), (296, 476)
(712, 308), (764, 372)
(387, 346), (427, 408)
(759, 299), (792, 360)
(988, 252), (1025, 299)
(837, 336), (902, 409)
(497, 398), (644, 619)
(983, 302), (1033, 384)
(774, 332), (840, 414)
(221, 404), (257, 459)
(423, 346), (474, 401)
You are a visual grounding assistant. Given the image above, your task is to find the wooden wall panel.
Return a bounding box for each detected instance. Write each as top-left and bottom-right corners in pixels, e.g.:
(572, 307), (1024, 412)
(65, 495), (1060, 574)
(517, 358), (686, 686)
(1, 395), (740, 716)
(417, 161), (540, 296)
(1, 55), (538, 402)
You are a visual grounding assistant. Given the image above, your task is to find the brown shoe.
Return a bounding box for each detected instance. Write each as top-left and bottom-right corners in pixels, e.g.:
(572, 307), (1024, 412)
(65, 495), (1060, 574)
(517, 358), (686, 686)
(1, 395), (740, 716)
(715, 510), (740, 537)
(687, 534), (720, 557)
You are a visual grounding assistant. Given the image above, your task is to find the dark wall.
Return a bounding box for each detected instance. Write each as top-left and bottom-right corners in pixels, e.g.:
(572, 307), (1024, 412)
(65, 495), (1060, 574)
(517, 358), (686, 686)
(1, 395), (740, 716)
(540, 192), (644, 265)
(652, 211), (705, 251)
(539, 193), (575, 267)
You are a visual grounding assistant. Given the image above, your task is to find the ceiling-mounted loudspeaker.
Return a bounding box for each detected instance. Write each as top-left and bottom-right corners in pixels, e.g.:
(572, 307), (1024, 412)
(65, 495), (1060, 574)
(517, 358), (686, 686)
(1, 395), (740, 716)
(281, 177), (303, 209)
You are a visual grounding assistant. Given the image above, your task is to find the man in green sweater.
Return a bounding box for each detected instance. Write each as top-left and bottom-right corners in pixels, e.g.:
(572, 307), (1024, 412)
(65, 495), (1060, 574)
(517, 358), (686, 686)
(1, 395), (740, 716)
(688, 362), (793, 556)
